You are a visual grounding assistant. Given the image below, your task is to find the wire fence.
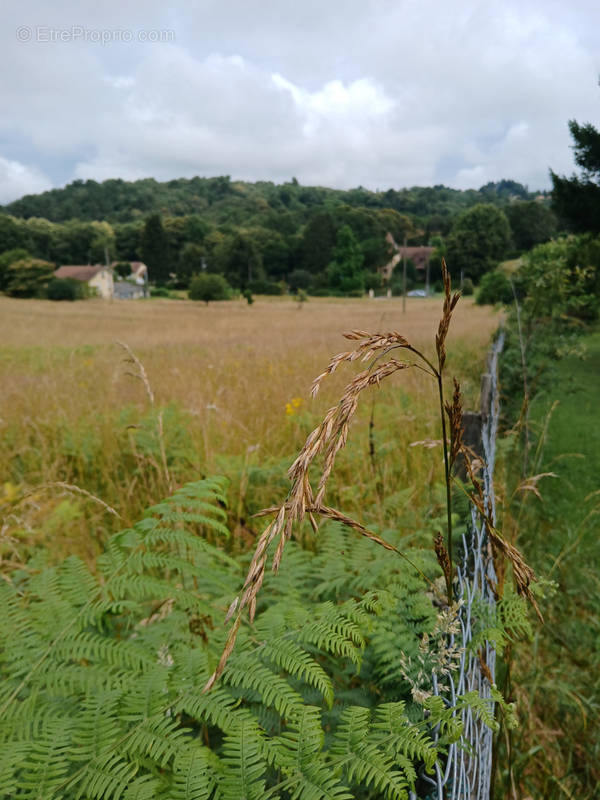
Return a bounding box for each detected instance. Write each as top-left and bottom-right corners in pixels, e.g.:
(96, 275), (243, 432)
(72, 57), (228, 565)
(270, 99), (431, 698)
(413, 331), (505, 800)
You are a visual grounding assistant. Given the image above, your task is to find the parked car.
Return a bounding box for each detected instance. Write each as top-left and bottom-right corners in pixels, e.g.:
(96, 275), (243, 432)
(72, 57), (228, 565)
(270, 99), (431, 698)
(407, 289), (428, 297)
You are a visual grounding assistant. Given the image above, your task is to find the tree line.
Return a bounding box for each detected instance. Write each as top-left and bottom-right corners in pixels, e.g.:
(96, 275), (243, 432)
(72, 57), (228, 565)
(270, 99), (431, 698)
(0, 177), (559, 298)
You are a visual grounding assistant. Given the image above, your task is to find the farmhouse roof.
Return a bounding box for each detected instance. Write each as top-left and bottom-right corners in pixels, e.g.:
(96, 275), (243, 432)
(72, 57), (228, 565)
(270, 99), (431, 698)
(394, 246), (435, 271)
(384, 233), (434, 271)
(54, 265), (106, 282)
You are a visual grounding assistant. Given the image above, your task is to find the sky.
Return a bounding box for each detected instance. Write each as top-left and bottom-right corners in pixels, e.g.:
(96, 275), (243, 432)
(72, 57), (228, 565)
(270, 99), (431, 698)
(1, 0), (599, 204)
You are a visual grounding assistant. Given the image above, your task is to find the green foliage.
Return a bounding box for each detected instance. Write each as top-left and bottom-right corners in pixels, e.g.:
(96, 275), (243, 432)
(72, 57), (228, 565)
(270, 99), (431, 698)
(287, 269), (313, 292)
(141, 214), (170, 286)
(0, 247), (30, 291)
(46, 277), (84, 301)
(212, 231), (263, 289)
(113, 261), (132, 279)
(0, 472), (514, 800)
(2, 177), (542, 227)
(325, 225), (365, 294)
(446, 204), (512, 281)
(519, 235), (600, 321)
(551, 116), (600, 233)
(497, 315), (600, 796)
(189, 273), (231, 303)
(247, 278), (284, 295)
(461, 277), (474, 296)
(4, 257), (55, 298)
(177, 242), (205, 287)
(476, 270), (514, 306)
(505, 201), (557, 253)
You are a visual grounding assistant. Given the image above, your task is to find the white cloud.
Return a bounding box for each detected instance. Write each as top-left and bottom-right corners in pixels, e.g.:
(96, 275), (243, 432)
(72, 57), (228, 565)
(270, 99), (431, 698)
(0, 157), (52, 204)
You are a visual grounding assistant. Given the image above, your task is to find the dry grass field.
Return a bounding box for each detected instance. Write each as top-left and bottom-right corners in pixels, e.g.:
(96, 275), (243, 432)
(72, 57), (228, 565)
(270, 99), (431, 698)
(0, 294), (500, 564)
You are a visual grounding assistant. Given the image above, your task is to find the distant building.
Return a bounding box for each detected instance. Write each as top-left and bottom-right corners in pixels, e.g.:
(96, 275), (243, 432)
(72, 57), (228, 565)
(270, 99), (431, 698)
(54, 265), (114, 299)
(111, 261), (148, 284)
(111, 261), (149, 297)
(114, 280), (146, 300)
(379, 233), (435, 282)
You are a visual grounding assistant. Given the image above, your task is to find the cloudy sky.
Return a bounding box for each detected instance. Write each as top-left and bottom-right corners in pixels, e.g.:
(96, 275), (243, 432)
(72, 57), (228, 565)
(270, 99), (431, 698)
(1, 0), (599, 203)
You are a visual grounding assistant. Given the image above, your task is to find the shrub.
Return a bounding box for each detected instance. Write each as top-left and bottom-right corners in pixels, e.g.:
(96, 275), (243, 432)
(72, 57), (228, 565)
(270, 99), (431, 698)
(364, 271), (383, 292)
(46, 278), (82, 301)
(151, 286), (171, 298)
(0, 248), (30, 291)
(476, 270), (513, 306)
(519, 235), (600, 321)
(461, 277), (474, 296)
(4, 258), (55, 298)
(287, 269), (313, 292)
(189, 273), (230, 304)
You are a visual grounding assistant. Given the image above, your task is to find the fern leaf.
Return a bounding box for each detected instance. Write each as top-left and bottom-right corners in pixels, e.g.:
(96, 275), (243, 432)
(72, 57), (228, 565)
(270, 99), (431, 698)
(220, 718), (267, 800)
(261, 638), (334, 709)
(169, 742), (220, 800)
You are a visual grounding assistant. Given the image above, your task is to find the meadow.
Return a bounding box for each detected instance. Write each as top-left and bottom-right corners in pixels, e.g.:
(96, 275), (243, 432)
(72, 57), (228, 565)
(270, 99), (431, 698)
(0, 294), (500, 566)
(3, 291), (596, 798)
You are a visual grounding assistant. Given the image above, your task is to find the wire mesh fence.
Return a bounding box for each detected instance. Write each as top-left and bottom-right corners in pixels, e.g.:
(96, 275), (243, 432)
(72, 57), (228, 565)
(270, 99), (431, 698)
(413, 331), (504, 800)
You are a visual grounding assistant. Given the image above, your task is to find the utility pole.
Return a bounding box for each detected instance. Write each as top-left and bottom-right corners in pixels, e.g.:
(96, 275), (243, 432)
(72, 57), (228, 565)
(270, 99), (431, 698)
(402, 235), (407, 314)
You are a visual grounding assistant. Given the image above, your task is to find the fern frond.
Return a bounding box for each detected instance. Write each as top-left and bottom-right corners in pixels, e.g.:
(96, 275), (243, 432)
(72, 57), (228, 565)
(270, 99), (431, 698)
(13, 718), (74, 800)
(169, 742), (220, 800)
(220, 718), (267, 800)
(330, 706), (409, 800)
(224, 655), (305, 718)
(371, 702), (437, 772)
(276, 706), (353, 800)
(66, 752), (139, 800)
(261, 638), (334, 709)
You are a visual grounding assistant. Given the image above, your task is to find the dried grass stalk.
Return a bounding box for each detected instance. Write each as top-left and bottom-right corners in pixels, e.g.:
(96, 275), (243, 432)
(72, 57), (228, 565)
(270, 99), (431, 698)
(203, 257), (541, 692)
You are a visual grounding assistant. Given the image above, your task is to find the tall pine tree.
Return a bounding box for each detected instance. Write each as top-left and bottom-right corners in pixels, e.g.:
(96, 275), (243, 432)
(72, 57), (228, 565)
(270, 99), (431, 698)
(551, 118), (600, 233)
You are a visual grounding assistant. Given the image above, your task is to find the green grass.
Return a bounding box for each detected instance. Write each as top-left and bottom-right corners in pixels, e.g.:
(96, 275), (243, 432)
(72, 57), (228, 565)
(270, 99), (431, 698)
(503, 329), (600, 799)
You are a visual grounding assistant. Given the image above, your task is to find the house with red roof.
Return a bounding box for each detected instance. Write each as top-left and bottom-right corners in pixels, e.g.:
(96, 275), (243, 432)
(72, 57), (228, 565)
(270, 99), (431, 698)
(54, 265), (114, 299)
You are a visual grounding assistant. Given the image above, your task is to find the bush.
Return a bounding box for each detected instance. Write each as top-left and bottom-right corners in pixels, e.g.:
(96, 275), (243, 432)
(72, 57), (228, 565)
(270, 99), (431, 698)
(0, 248), (30, 291)
(151, 286), (171, 298)
(46, 278), (82, 301)
(476, 270), (514, 306)
(364, 272), (383, 292)
(189, 273), (230, 304)
(5, 258), (55, 298)
(461, 277), (474, 296)
(287, 269), (313, 293)
(519, 235), (600, 321)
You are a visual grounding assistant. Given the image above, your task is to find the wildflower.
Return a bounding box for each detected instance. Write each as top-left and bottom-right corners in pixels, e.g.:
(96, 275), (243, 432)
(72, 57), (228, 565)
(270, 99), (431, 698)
(285, 397), (303, 416)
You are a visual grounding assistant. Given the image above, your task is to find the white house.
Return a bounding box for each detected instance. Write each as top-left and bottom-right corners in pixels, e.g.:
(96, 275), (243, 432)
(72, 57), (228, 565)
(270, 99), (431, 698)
(54, 265), (114, 299)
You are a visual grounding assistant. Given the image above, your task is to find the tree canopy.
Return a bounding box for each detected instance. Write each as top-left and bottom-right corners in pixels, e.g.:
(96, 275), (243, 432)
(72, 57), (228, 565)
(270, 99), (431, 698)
(446, 204), (511, 281)
(551, 117), (600, 233)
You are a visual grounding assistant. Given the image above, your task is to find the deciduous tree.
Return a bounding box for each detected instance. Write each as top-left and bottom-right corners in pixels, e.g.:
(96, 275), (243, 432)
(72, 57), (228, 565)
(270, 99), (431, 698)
(446, 204), (511, 281)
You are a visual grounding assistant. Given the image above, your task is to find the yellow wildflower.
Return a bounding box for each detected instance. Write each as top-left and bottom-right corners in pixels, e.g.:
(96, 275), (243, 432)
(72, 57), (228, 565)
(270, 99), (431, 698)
(285, 397), (303, 416)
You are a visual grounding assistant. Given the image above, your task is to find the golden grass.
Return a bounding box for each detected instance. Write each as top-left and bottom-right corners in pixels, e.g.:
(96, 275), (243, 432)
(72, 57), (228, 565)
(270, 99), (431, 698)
(0, 295), (501, 563)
